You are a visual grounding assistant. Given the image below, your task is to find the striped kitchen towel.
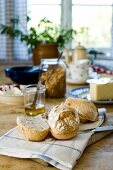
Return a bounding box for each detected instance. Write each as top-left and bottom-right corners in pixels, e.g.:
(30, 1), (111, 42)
(0, 108), (105, 170)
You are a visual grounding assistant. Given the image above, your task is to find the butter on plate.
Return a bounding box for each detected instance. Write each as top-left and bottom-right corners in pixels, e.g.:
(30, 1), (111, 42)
(88, 78), (113, 101)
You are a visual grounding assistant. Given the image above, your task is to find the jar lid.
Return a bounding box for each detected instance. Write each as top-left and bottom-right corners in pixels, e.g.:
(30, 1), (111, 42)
(41, 58), (60, 65)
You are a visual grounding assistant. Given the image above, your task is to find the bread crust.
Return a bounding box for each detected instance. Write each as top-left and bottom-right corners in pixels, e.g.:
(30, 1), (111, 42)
(65, 97), (98, 123)
(48, 103), (79, 139)
(17, 116), (50, 141)
(51, 129), (78, 140)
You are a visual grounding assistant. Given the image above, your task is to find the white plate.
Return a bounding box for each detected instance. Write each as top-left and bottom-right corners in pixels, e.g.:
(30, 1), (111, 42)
(0, 85), (24, 105)
(66, 78), (87, 85)
(87, 78), (113, 84)
(69, 87), (113, 104)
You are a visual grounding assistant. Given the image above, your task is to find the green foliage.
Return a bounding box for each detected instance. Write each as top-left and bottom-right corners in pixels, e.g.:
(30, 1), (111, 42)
(0, 17), (77, 49)
(0, 17), (21, 37)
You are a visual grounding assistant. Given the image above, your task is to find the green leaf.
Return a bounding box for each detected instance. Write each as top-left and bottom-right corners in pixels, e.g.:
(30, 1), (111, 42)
(0, 16), (77, 49)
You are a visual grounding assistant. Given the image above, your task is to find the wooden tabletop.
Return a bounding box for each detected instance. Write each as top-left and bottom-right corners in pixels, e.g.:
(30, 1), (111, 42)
(0, 66), (113, 170)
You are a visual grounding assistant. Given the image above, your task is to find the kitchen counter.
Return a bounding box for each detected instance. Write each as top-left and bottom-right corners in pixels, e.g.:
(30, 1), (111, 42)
(0, 66), (113, 170)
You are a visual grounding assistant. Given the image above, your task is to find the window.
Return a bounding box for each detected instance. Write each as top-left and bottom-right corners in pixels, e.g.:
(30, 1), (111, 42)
(72, 0), (113, 58)
(28, 0), (113, 59)
(1, 0), (113, 61)
(27, 0), (61, 28)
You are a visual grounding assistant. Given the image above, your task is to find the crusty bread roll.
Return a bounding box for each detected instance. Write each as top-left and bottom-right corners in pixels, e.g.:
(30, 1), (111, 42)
(17, 115), (50, 141)
(48, 103), (79, 140)
(64, 97), (98, 123)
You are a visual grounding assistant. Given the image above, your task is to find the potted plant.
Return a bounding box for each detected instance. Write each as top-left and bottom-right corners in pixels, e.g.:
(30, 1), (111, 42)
(0, 17), (77, 65)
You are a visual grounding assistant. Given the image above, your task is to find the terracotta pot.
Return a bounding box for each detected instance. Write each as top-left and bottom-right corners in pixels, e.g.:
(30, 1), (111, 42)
(32, 43), (59, 65)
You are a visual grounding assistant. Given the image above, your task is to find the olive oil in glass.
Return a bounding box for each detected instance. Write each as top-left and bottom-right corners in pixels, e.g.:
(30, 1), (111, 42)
(24, 83), (46, 116)
(25, 103), (45, 116)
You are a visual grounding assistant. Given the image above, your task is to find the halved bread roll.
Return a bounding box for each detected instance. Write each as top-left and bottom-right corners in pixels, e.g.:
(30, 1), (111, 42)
(17, 115), (50, 141)
(48, 103), (79, 139)
(64, 97), (98, 123)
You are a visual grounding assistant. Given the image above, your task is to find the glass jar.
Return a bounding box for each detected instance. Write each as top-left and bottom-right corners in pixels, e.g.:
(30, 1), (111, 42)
(40, 58), (66, 98)
(23, 83), (46, 116)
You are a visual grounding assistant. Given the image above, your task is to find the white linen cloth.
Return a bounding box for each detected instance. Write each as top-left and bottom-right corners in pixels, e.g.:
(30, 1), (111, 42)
(0, 108), (105, 170)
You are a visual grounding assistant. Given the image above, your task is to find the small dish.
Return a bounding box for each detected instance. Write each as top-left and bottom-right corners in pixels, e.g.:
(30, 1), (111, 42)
(0, 94), (24, 105)
(69, 87), (113, 104)
(0, 84), (24, 105)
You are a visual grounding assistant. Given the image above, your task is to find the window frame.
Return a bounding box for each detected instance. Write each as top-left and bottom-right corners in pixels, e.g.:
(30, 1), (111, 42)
(61, 0), (113, 59)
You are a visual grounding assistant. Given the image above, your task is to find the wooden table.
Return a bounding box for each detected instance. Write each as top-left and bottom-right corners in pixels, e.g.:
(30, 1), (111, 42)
(0, 66), (113, 170)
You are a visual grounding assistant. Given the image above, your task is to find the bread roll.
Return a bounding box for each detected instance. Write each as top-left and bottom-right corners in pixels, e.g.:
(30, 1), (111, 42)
(17, 115), (50, 141)
(64, 97), (98, 123)
(48, 103), (79, 140)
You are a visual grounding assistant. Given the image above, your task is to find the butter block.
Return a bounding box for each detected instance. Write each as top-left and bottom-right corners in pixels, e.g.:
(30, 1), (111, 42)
(90, 81), (113, 101)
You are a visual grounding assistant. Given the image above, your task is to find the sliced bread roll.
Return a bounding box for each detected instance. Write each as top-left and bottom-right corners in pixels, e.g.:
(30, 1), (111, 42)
(65, 97), (98, 123)
(17, 115), (50, 141)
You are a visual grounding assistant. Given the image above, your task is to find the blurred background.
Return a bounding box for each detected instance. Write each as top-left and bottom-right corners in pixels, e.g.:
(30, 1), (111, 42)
(0, 0), (113, 67)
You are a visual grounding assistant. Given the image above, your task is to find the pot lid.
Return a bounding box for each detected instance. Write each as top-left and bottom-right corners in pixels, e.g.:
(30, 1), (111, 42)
(75, 42), (86, 51)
